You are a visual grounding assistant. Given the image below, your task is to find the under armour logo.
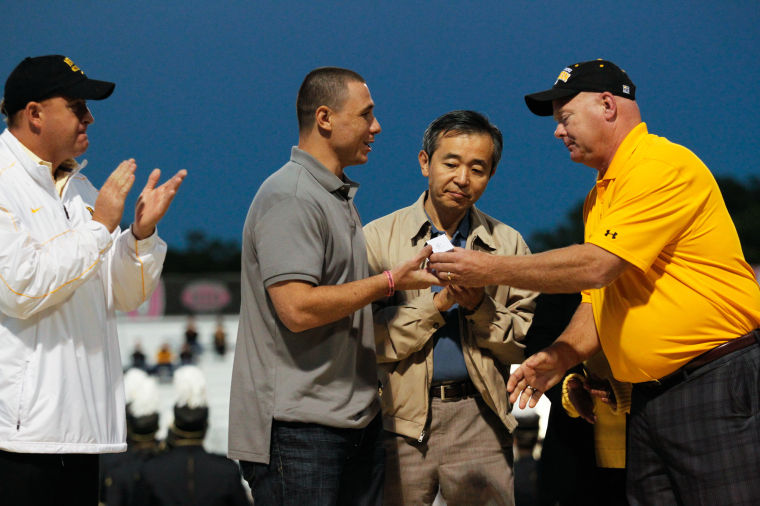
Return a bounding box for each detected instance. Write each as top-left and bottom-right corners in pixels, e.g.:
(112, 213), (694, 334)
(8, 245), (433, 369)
(605, 230), (618, 239)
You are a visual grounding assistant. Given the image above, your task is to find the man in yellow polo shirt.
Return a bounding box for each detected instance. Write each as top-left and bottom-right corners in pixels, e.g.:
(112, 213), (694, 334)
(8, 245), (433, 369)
(427, 59), (760, 504)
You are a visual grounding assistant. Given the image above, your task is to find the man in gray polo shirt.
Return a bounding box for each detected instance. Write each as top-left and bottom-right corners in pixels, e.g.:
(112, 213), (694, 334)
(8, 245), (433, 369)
(228, 67), (440, 506)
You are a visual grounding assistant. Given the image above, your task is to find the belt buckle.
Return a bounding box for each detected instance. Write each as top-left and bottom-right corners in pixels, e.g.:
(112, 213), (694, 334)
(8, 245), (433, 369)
(439, 384), (448, 401)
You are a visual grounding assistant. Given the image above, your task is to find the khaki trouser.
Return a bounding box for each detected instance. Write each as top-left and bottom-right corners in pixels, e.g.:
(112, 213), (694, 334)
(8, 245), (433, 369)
(383, 395), (514, 506)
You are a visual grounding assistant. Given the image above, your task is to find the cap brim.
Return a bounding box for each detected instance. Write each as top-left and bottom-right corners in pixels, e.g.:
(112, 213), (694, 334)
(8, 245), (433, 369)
(64, 78), (115, 101)
(524, 88), (579, 116)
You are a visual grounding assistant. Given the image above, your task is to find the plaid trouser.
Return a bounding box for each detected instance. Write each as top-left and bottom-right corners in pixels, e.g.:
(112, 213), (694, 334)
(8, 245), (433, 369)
(627, 343), (760, 505)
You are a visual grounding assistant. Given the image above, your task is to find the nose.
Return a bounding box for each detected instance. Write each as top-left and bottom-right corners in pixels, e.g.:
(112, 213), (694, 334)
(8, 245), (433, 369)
(371, 116), (381, 134)
(454, 166), (469, 186)
(83, 106), (94, 125)
(554, 122), (565, 139)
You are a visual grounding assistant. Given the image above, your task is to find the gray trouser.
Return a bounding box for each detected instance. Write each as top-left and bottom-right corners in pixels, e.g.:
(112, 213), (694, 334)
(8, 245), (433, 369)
(628, 343), (760, 506)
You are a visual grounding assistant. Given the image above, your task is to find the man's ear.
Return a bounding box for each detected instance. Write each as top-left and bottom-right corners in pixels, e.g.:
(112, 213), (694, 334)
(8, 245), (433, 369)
(418, 150), (430, 177)
(315, 105), (332, 132)
(24, 101), (44, 131)
(600, 92), (617, 121)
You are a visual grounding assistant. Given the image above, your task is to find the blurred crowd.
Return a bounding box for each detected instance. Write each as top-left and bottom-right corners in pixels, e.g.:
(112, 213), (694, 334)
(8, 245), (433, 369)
(129, 315), (229, 381)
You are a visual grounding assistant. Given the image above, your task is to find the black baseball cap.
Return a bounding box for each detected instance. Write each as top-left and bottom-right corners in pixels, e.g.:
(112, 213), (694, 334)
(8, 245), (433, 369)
(524, 59), (636, 116)
(2, 55), (115, 117)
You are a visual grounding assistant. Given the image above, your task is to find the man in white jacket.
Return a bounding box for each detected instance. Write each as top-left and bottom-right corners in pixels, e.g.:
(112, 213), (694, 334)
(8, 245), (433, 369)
(0, 55), (186, 504)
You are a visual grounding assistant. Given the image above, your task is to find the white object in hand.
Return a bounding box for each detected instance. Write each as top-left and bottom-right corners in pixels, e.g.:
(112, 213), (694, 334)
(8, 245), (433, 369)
(427, 235), (455, 253)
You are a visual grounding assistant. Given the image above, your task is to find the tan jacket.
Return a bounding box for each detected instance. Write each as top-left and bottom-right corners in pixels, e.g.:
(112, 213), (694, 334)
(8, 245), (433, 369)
(363, 192), (537, 441)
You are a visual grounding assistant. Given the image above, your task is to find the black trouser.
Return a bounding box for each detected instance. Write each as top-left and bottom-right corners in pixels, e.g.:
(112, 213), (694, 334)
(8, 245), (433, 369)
(0, 450), (99, 505)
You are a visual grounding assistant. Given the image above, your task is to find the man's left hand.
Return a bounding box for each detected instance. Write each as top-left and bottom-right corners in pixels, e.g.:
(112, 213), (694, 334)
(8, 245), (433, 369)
(585, 373), (617, 409)
(132, 168), (188, 240)
(428, 248), (493, 287)
(567, 375), (596, 424)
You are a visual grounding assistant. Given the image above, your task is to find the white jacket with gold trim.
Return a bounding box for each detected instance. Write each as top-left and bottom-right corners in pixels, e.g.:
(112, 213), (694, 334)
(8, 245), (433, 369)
(0, 129), (166, 454)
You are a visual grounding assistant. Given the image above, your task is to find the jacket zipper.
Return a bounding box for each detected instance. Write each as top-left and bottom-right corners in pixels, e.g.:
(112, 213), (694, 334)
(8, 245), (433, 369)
(16, 361), (28, 431)
(420, 338), (432, 443)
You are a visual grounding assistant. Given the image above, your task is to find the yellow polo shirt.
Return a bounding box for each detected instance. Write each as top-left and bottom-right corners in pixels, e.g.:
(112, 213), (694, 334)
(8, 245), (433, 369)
(582, 123), (760, 383)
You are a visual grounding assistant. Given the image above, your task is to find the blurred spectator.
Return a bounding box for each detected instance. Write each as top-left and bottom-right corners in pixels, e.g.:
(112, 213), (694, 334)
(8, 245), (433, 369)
(100, 369), (161, 505)
(179, 342), (195, 365)
(130, 340), (147, 371)
(156, 343), (173, 365)
(212, 316), (227, 357)
(184, 314), (201, 354)
(154, 343), (174, 382)
(137, 366), (250, 505)
(514, 413), (540, 506)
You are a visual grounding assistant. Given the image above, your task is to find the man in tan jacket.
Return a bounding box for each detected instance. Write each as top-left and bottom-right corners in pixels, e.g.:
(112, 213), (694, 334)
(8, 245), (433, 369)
(364, 110), (537, 505)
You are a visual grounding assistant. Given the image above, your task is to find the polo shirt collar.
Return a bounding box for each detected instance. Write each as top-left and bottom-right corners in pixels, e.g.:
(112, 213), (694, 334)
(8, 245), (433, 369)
(601, 122), (648, 182)
(407, 191), (497, 251)
(290, 146), (358, 199)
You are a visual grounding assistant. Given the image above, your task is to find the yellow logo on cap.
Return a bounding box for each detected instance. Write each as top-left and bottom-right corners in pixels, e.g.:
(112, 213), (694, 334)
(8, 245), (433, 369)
(555, 67), (573, 85)
(63, 57), (84, 75)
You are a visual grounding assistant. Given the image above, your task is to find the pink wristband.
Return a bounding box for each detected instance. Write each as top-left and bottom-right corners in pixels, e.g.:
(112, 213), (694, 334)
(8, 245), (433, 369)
(383, 270), (395, 297)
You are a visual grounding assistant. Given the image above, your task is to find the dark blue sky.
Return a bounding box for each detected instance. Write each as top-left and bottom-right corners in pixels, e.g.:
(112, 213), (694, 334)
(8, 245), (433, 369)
(5, 2), (759, 249)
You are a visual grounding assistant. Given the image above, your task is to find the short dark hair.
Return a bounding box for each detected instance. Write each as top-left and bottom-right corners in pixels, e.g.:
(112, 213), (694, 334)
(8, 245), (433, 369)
(0, 98), (12, 127)
(296, 67), (366, 132)
(0, 98), (19, 128)
(421, 110), (503, 172)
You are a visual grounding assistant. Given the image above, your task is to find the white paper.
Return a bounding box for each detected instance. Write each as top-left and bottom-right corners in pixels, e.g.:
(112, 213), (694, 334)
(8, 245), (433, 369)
(427, 235), (455, 253)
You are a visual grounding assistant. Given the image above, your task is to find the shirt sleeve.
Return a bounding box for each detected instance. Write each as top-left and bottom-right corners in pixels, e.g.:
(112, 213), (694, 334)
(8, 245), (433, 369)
(467, 289), (533, 365)
(254, 196), (326, 287)
(586, 160), (704, 272)
(561, 372), (585, 419)
(110, 226), (167, 312)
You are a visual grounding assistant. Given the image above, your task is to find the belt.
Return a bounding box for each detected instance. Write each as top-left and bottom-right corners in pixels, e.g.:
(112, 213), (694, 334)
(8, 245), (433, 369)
(637, 328), (760, 391)
(430, 379), (479, 402)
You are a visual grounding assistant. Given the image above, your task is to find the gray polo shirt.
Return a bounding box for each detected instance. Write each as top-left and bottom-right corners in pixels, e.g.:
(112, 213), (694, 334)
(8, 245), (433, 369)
(228, 147), (379, 464)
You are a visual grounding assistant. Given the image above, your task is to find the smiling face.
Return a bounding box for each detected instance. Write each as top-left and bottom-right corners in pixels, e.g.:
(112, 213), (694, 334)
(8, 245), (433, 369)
(420, 131), (494, 226)
(37, 96), (94, 164)
(552, 92), (611, 171)
(328, 80), (381, 169)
